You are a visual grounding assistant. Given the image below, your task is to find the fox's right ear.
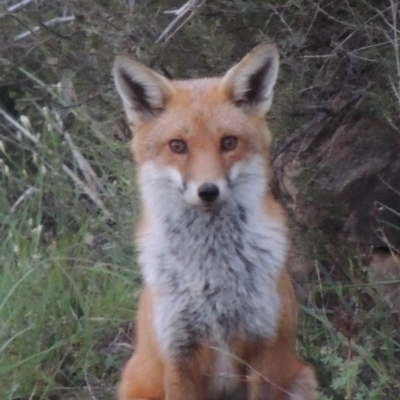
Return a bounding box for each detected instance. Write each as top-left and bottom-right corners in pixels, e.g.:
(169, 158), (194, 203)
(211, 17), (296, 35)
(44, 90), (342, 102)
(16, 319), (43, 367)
(113, 56), (175, 125)
(220, 42), (279, 116)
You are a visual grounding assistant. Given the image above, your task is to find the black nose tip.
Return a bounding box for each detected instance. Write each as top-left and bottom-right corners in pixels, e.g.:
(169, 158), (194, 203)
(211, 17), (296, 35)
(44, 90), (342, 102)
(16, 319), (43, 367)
(198, 183), (219, 203)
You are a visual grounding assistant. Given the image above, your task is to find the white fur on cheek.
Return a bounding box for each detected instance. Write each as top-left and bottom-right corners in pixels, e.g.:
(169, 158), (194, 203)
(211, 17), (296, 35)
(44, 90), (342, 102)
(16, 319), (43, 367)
(139, 161), (184, 215)
(229, 155), (267, 205)
(184, 180), (201, 206)
(137, 161), (186, 290)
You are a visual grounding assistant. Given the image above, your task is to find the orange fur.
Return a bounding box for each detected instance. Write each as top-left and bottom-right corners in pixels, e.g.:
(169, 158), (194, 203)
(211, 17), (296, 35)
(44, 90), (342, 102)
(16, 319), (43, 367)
(113, 42), (318, 400)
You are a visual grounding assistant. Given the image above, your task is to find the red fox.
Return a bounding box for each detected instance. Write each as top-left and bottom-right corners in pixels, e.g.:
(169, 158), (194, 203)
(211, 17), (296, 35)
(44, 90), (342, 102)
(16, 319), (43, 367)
(113, 42), (318, 400)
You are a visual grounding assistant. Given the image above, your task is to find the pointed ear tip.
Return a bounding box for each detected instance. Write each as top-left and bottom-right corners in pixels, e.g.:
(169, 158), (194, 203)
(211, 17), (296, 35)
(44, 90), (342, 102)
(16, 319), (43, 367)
(113, 55), (133, 70)
(113, 55), (147, 76)
(254, 41), (279, 58)
(258, 40), (278, 49)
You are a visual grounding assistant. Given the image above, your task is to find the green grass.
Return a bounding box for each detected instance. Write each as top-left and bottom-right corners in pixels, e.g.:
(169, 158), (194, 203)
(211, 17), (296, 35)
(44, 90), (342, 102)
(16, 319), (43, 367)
(0, 89), (140, 398)
(0, 199), (139, 399)
(299, 282), (400, 399)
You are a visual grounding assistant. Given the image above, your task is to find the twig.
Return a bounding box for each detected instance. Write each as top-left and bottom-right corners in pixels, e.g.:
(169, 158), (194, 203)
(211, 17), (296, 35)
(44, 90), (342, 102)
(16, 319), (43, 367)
(62, 164), (112, 220)
(269, 5), (296, 38)
(159, 11), (197, 45)
(390, 0), (400, 110)
(0, 0), (34, 19)
(374, 0), (400, 110)
(84, 368), (99, 400)
(0, 107), (38, 144)
(52, 110), (104, 194)
(62, 130), (104, 193)
(60, 93), (104, 109)
(379, 176), (400, 198)
(301, 54), (334, 59)
(13, 15), (75, 42)
(10, 186), (38, 213)
(155, 0), (206, 44)
(0, 106), (112, 220)
(164, 2), (193, 15)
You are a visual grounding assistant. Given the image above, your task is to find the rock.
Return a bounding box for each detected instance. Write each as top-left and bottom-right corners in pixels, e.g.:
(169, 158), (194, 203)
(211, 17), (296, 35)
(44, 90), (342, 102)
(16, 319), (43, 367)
(274, 98), (400, 257)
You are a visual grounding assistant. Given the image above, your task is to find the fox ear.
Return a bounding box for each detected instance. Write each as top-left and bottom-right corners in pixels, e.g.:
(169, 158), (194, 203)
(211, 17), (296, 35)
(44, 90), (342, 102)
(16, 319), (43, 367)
(220, 42), (279, 116)
(113, 55), (175, 125)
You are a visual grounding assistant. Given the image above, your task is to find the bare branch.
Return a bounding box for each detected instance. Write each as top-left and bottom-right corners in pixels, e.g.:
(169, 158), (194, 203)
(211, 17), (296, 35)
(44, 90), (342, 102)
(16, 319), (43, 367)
(390, 0), (400, 106)
(0, 0), (34, 19)
(13, 15), (75, 42)
(10, 186), (38, 213)
(52, 110), (105, 195)
(62, 164), (112, 220)
(155, 0), (206, 44)
(84, 368), (99, 400)
(0, 106), (112, 220)
(0, 107), (38, 144)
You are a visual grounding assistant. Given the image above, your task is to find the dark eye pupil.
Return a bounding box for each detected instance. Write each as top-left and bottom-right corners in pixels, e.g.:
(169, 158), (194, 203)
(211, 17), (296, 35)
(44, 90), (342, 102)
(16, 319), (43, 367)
(221, 136), (238, 151)
(169, 140), (187, 154)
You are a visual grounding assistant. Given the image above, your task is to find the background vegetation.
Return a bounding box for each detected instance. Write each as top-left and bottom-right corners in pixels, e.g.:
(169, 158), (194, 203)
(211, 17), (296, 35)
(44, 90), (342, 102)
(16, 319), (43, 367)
(0, 1), (399, 399)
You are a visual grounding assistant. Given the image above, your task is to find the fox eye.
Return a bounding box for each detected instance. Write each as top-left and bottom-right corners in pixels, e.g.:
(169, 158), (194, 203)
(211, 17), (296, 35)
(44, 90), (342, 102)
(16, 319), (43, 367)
(221, 136), (238, 152)
(169, 139), (188, 154)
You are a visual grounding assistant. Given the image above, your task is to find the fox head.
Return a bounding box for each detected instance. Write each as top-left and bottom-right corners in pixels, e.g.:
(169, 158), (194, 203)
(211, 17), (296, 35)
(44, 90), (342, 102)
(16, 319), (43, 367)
(113, 43), (279, 211)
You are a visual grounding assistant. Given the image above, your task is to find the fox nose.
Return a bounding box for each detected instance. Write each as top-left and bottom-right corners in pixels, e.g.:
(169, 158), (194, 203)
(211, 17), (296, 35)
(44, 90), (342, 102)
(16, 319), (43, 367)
(198, 183), (219, 203)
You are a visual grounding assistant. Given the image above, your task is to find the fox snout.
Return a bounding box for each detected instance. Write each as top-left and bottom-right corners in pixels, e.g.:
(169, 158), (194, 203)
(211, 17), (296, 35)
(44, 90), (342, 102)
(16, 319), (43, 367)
(197, 183), (220, 203)
(184, 178), (229, 207)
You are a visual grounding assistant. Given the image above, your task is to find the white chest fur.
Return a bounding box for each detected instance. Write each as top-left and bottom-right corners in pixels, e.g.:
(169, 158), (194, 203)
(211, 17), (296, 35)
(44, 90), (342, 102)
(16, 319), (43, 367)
(139, 200), (286, 358)
(137, 160), (287, 358)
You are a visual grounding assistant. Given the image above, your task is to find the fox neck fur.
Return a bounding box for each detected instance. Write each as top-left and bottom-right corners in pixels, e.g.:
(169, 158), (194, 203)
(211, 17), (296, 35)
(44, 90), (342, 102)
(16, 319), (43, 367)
(137, 157), (287, 359)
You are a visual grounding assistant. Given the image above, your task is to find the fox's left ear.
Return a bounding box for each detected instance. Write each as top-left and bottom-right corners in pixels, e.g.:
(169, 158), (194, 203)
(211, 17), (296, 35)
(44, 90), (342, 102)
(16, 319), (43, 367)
(113, 55), (175, 126)
(220, 42), (279, 116)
